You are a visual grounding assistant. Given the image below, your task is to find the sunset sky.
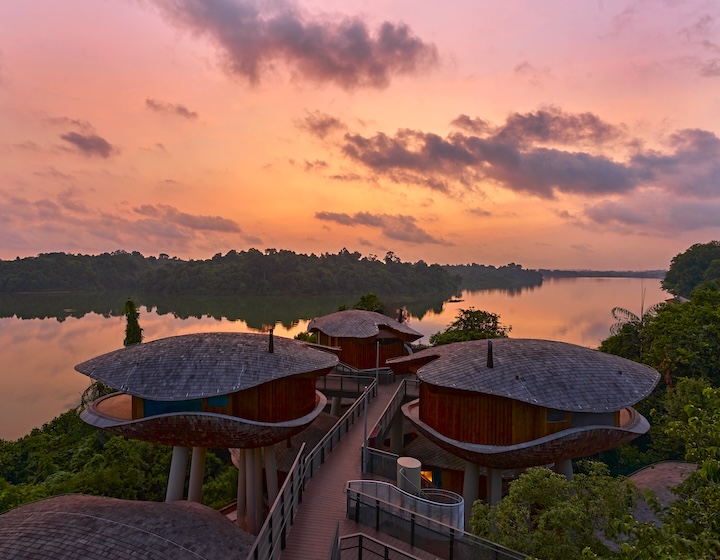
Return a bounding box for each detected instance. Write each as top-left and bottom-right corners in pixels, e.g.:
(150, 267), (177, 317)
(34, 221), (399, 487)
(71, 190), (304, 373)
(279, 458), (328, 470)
(1, 0), (719, 269)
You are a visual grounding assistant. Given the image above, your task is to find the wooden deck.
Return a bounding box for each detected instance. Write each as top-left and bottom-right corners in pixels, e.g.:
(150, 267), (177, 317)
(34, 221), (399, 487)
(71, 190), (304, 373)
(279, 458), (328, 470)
(281, 381), (440, 560)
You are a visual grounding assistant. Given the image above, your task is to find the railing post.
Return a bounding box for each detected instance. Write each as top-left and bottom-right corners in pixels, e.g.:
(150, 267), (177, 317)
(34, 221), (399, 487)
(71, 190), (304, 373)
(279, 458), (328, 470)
(375, 499), (380, 530)
(358, 534), (363, 560)
(449, 529), (454, 560)
(411, 513), (416, 547)
(355, 492), (360, 523)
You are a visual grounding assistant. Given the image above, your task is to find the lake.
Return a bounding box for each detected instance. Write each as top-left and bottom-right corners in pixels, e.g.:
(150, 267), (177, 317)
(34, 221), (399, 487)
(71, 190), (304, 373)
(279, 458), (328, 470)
(0, 277), (668, 440)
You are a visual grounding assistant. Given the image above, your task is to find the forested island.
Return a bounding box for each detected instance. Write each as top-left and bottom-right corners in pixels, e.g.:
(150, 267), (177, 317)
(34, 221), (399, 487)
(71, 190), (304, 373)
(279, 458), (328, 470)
(0, 248), (543, 295)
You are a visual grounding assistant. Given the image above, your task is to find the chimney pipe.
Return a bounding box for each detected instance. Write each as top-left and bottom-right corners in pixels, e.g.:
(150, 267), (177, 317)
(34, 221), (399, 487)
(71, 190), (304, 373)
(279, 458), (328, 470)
(269, 327), (274, 353)
(487, 339), (493, 368)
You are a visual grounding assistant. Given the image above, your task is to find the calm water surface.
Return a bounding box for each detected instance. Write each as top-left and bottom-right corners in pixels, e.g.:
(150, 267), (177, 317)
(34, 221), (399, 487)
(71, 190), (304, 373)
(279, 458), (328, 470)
(0, 277), (667, 440)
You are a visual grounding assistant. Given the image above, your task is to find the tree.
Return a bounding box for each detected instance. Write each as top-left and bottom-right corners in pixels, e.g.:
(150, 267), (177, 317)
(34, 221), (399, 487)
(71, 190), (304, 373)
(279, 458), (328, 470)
(123, 299), (143, 346)
(600, 303), (663, 361)
(353, 293), (384, 313)
(469, 462), (638, 559)
(662, 241), (720, 298)
(429, 307), (510, 346)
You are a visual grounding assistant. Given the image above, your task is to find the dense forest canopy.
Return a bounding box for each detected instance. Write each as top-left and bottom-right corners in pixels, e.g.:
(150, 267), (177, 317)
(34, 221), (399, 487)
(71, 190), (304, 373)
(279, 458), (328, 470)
(0, 248), (543, 295)
(662, 241), (720, 298)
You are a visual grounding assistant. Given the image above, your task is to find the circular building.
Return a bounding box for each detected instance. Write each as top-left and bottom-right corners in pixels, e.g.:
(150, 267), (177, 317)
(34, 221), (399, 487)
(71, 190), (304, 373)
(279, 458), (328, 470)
(387, 338), (660, 507)
(76, 331), (337, 533)
(308, 309), (422, 372)
(0, 495), (254, 560)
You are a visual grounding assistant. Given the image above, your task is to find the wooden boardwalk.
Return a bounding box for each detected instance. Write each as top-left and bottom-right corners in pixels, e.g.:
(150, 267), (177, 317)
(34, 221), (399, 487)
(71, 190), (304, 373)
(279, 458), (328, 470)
(281, 381), (439, 560)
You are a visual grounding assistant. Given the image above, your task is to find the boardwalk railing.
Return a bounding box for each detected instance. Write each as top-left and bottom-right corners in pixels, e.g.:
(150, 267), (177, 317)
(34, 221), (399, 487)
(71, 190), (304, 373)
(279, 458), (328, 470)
(346, 485), (526, 560)
(365, 378), (420, 479)
(347, 480), (464, 532)
(333, 532), (426, 560)
(247, 378), (378, 560)
(316, 373), (376, 398)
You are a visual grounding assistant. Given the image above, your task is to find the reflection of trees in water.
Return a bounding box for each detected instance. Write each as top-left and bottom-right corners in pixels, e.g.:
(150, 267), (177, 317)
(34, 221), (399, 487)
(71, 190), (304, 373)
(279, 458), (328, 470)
(0, 290), (456, 330)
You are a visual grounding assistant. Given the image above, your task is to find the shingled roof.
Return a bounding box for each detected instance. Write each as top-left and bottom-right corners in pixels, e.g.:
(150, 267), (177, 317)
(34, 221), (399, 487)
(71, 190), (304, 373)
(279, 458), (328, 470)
(308, 309), (422, 340)
(0, 495), (254, 560)
(75, 332), (338, 401)
(387, 338), (660, 412)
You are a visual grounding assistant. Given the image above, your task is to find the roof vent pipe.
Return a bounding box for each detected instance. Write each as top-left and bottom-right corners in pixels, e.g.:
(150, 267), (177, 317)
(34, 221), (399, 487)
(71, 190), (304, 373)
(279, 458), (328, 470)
(269, 327), (274, 354)
(487, 339), (493, 368)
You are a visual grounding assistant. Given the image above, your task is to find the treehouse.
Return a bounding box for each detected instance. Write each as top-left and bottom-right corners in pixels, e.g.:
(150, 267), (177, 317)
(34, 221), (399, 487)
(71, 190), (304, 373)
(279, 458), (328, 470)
(308, 309), (422, 372)
(75, 331), (337, 534)
(387, 338), (660, 509)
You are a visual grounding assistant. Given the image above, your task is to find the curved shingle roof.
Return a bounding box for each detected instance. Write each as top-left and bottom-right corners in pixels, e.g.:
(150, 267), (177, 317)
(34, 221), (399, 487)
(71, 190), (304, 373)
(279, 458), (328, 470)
(308, 309), (422, 340)
(75, 332), (338, 400)
(0, 495), (254, 560)
(387, 338), (660, 412)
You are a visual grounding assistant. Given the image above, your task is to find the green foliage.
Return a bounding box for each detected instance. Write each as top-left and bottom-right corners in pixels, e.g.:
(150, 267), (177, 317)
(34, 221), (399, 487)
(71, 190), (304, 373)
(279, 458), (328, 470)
(294, 331), (317, 343)
(352, 292), (384, 313)
(123, 298), (143, 346)
(469, 463), (638, 560)
(443, 262), (543, 291)
(662, 241), (720, 298)
(429, 307), (510, 346)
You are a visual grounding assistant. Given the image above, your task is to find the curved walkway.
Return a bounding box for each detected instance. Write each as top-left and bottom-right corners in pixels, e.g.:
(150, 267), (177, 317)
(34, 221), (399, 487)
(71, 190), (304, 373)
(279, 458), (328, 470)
(281, 381), (438, 560)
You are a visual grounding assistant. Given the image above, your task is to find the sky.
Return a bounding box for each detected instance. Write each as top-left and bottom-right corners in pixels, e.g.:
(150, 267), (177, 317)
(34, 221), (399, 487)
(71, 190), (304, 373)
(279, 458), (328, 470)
(1, 0), (719, 270)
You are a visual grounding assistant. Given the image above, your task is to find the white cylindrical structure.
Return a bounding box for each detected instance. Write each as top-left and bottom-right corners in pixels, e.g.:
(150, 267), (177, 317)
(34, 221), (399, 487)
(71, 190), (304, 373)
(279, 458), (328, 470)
(166, 446), (189, 502)
(264, 446), (279, 505)
(397, 456), (422, 495)
(390, 413), (404, 455)
(554, 458), (574, 481)
(245, 450), (257, 534)
(487, 468), (503, 506)
(236, 449), (246, 528)
(188, 446), (207, 503)
(330, 396), (342, 416)
(254, 447), (264, 532)
(462, 461), (480, 524)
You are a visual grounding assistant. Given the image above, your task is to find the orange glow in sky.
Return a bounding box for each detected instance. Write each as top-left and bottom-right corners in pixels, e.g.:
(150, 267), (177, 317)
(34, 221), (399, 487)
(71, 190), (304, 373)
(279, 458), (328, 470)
(1, 0), (719, 269)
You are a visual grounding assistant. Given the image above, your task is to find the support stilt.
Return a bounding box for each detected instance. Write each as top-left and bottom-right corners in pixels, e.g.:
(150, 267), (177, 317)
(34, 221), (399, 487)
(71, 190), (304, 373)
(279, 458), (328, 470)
(166, 446), (189, 502)
(188, 446), (207, 503)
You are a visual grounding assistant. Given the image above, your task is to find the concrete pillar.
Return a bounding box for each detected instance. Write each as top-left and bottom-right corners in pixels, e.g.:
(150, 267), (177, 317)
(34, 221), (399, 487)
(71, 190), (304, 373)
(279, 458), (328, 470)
(264, 446), (279, 506)
(390, 413), (404, 455)
(330, 396), (342, 416)
(397, 457), (422, 495)
(245, 449), (257, 534)
(254, 447), (264, 532)
(236, 449), (246, 528)
(486, 468), (503, 506)
(166, 446), (189, 502)
(188, 446), (207, 503)
(462, 461), (480, 523)
(554, 458), (574, 481)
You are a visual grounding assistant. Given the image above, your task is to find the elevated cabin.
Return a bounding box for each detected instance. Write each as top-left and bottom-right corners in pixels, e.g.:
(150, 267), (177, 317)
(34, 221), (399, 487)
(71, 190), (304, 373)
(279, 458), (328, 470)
(308, 309), (422, 371)
(387, 338), (660, 512)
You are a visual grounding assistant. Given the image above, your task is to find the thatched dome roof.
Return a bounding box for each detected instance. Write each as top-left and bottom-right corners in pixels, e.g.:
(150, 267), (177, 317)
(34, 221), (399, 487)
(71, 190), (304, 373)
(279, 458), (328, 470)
(75, 332), (338, 400)
(0, 495), (254, 560)
(308, 309), (422, 340)
(388, 338), (660, 412)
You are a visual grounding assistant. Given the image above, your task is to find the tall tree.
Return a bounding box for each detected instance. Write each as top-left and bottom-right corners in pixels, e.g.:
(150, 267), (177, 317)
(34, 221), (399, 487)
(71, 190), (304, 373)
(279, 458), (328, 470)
(123, 299), (143, 346)
(429, 307), (510, 346)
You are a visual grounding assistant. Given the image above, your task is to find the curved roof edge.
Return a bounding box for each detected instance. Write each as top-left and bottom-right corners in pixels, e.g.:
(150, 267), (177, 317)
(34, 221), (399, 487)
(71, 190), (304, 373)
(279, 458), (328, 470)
(388, 338), (660, 412)
(308, 309), (422, 340)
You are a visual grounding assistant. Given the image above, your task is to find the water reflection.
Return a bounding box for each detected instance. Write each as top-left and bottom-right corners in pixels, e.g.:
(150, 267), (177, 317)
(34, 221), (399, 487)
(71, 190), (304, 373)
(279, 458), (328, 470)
(0, 278), (667, 440)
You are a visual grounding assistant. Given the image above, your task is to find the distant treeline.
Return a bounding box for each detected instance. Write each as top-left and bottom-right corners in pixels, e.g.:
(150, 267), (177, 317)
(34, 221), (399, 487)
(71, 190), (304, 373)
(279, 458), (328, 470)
(539, 269), (666, 279)
(0, 249), (482, 296)
(443, 263), (543, 290)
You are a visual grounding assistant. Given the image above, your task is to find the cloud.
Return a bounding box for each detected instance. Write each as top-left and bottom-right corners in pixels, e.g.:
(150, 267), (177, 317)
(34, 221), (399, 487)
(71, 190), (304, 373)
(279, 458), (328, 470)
(341, 114), (633, 198)
(700, 59), (720, 76)
(338, 108), (720, 202)
(45, 116), (93, 132)
(146, 98), (199, 119)
(304, 159), (328, 171)
(513, 61), (552, 86)
(0, 192), (252, 257)
(133, 204), (241, 232)
(150, 0), (438, 89)
(315, 211), (451, 245)
(60, 132), (117, 158)
(466, 207), (491, 217)
(297, 111), (347, 139)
